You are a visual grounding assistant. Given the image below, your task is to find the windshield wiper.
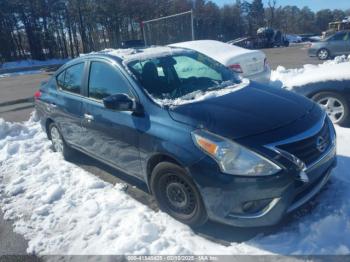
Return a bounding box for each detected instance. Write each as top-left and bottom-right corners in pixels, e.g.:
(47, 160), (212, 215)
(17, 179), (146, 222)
(207, 80), (237, 92)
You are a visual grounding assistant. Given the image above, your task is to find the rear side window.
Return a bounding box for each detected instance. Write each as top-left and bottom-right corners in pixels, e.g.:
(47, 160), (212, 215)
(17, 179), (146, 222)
(88, 61), (132, 100)
(56, 63), (85, 94)
(331, 32), (347, 41)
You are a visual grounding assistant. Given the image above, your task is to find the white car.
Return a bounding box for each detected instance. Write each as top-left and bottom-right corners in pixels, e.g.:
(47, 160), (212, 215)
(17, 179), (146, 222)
(169, 40), (271, 84)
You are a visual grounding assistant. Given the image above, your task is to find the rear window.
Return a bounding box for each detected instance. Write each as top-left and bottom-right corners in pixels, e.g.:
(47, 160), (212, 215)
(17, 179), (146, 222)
(56, 63), (85, 95)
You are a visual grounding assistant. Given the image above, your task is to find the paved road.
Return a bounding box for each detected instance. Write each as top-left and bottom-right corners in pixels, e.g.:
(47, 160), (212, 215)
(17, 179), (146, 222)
(0, 210), (28, 255)
(0, 71), (53, 122)
(263, 44), (321, 70)
(0, 44), (320, 255)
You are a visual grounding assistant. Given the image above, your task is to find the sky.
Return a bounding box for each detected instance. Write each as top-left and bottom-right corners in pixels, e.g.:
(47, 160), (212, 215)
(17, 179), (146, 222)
(215, 0), (350, 12)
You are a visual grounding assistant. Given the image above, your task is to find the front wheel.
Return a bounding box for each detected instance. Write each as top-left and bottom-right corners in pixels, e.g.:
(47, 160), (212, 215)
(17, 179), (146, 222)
(312, 92), (349, 126)
(150, 162), (208, 227)
(49, 123), (74, 160)
(317, 48), (329, 60)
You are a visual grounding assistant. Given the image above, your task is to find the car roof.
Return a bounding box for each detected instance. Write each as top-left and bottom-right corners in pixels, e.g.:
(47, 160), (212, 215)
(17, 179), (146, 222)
(78, 46), (189, 63)
(334, 30), (350, 34)
(55, 46), (194, 76)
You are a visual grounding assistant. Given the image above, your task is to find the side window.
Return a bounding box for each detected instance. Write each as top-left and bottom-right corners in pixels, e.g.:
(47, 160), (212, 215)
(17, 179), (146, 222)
(56, 63), (84, 94)
(331, 32), (346, 41)
(88, 61), (132, 100)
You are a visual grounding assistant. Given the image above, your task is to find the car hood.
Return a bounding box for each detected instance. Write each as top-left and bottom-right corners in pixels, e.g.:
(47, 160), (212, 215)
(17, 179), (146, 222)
(168, 83), (315, 139)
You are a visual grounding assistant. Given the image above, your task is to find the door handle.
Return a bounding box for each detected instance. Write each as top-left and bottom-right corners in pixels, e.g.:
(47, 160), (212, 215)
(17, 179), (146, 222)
(84, 113), (94, 121)
(50, 102), (57, 108)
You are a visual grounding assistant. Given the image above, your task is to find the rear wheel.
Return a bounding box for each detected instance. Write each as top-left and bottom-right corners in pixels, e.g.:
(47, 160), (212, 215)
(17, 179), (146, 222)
(312, 92), (349, 126)
(49, 123), (74, 160)
(317, 48), (329, 60)
(150, 162), (208, 227)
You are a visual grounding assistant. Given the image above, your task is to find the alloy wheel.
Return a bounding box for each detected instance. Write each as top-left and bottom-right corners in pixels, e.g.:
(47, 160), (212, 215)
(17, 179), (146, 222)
(318, 49), (329, 60)
(317, 96), (345, 123)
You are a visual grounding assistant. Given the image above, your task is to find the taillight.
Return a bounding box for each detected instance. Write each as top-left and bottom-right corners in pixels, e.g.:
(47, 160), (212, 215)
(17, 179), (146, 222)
(34, 90), (42, 100)
(229, 64), (243, 74)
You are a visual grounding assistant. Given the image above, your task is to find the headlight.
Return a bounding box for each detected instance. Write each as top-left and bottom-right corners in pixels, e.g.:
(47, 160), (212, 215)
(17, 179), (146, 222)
(191, 130), (281, 176)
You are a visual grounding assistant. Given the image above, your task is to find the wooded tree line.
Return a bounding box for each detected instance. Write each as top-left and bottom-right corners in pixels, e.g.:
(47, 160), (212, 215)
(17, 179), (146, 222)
(0, 0), (349, 62)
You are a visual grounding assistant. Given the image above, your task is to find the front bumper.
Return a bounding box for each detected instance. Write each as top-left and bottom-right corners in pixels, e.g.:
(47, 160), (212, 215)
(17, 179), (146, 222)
(188, 120), (337, 227)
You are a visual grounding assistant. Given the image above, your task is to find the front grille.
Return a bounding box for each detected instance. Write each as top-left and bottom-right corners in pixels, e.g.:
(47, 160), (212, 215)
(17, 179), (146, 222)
(277, 120), (331, 166)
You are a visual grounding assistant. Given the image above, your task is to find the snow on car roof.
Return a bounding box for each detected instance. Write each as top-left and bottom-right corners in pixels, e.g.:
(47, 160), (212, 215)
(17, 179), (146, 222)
(82, 46), (190, 62)
(153, 79), (250, 107)
(169, 40), (262, 65)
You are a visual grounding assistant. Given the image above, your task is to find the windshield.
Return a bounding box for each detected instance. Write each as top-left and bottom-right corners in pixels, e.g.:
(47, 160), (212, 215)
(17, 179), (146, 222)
(127, 50), (241, 100)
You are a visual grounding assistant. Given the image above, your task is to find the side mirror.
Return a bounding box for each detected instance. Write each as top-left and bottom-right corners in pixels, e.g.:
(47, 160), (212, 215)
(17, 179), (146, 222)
(103, 94), (143, 114)
(103, 94), (134, 111)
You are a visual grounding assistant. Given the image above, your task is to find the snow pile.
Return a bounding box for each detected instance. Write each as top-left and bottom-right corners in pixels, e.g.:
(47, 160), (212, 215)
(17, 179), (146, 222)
(80, 48), (139, 59)
(0, 114), (350, 255)
(1, 59), (69, 70)
(309, 36), (322, 42)
(271, 55), (350, 89)
(81, 47), (185, 62)
(153, 79), (248, 107)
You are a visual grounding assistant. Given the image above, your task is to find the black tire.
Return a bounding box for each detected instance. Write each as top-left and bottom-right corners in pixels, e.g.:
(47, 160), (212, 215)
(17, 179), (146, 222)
(150, 162), (208, 227)
(48, 123), (75, 160)
(312, 92), (350, 126)
(317, 48), (330, 60)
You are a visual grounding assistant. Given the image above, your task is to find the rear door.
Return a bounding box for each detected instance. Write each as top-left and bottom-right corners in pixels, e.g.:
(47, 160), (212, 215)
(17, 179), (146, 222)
(80, 59), (142, 176)
(54, 62), (87, 146)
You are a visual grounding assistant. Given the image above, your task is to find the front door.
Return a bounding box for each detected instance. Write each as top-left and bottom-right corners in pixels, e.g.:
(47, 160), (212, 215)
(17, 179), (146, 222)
(80, 60), (143, 177)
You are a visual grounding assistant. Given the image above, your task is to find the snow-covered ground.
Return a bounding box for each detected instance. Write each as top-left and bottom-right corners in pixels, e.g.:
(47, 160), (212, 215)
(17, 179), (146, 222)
(1, 59), (69, 70)
(0, 113), (349, 255)
(271, 55), (350, 89)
